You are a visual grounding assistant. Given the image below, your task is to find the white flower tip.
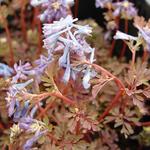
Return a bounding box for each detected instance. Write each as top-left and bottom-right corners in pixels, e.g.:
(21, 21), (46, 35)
(66, 0), (74, 6)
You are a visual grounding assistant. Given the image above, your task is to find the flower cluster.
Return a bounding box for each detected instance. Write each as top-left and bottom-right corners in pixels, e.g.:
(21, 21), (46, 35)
(30, 0), (74, 22)
(112, 0), (137, 19)
(43, 15), (95, 89)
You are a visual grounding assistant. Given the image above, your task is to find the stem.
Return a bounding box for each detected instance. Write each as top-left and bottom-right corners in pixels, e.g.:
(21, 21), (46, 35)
(47, 133), (59, 145)
(36, 7), (42, 55)
(119, 19), (128, 58)
(98, 90), (123, 121)
(128, 121), (150, 127)
(32, 91), (76, 106)
(109, 16), (120, 57)
(37, 101), (55, 118)
(142, 49), (148, 62)
(0, 13), (15, 66)
(32, 7), (38, 29)
(21, 0), (27, 43)
(74, 0), (79, 18)
(0, 122), (4, 130)
(131, 49), (136, 67)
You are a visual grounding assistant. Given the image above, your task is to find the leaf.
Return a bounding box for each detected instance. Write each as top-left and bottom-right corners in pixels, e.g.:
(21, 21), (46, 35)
(92, 76), (113, 98)
(143, 87), (150, 98)
(132, 95), (147, 114)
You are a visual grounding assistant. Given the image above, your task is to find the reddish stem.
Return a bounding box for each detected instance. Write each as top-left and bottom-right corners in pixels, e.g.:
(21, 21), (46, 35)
(33, 92), (76, 106)
(0, 122), (4, 130)
(74, 0), (79, 18)
(109, 16), (120, 57)
(98, 90), (123, 121)
(32, 7), (38, 29)
(119, 19), (128, 58)
(2, 144), (5, 150)
(131, 49), (136, 67)
(21, 0), (27, 43)
(47, 133), (59, 145)
(2, 16), (15, 66)
(36, 7), (43, 55)
(128, 121), (150, 127)
(37, 101), (55, 118)
(142, 49), (148, 62)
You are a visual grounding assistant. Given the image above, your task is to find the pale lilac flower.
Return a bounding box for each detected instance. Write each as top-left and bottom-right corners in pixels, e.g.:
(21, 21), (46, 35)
(82, 48), (96, 89)
(62, 52), (71, 83)
(23, 130), (47, 150)
(12, 61), (35, 83)
(114, 30), (138, 41)
(0, 63), (14, 77)
(112, 0), (137, 18)
(95, 0), (112, 8)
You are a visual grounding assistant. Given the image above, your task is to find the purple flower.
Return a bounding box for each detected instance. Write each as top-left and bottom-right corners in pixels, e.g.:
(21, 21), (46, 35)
(0, 63), (14, 77)
(18, 116), (35, 130)
(23, 130), (47, 150)
(112, 0), (137, 18)
(12, 61), (35, 83)
(95, 0), (112, 8)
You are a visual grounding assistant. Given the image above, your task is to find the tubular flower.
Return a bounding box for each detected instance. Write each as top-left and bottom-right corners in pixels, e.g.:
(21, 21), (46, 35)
(114, 30), (137, 41)
(23, 130), (47, 150)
